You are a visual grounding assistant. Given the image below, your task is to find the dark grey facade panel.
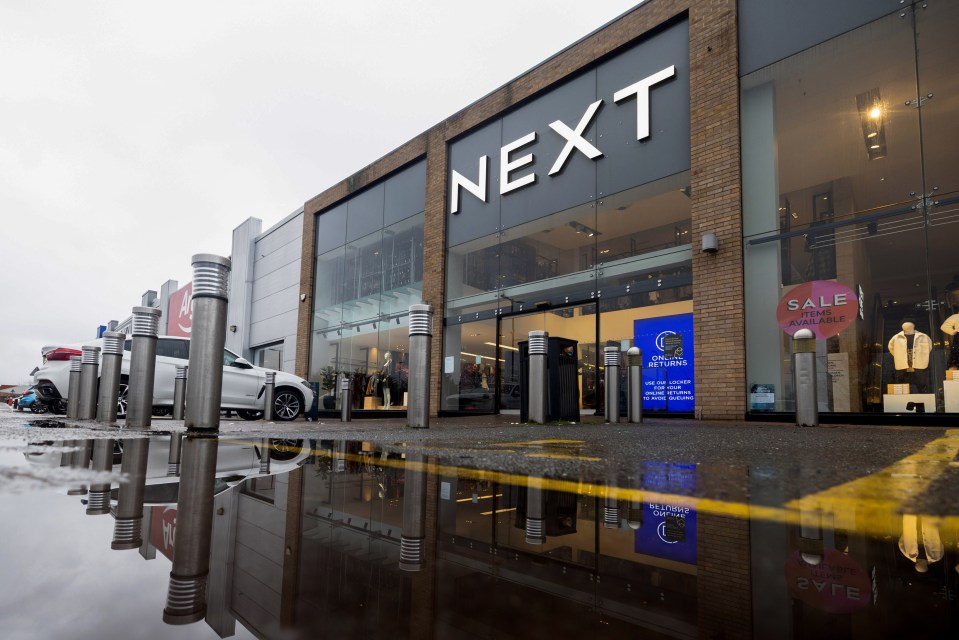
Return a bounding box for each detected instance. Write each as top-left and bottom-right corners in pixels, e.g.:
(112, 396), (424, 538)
(346, 182), (385, 243)
(596, 19), (690, 197)
(384, 159), (427, 226)
(316, 202), (347, 255)
(447, 19), (690, 247)
(739, 0), (903, 75)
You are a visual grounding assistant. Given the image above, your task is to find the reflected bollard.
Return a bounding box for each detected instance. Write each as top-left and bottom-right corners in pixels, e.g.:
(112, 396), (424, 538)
(67, 439), (92, 496)
(604, 484), (620, 529)
(173, 366), (187, 421)
(167, 433), (183, 477)
(627, 475), (644, 530)
(66, 356), (81, 420)
(259, 439), (271, 475)
(78, 346), (100, 420)
(87, 439), (114, 515)
(407, 304), (433, 428)
(164, 435), (219, 625)
(525, 476), (546, 545)
(793, 328), (819, 427)
(604, 346), (621, 423)
(112, 438), (150, 550)
(127, 306), (162, 429)
(263, 371), (275, 422)
(97, 332), (126, 423)
(399, 454), (427, 571)
(184, 254), (231, 432)
(528, 331), (548, 425)
(627, 346), (643, 424)
(799, 506), (824, 566)
(339, 374), (352, 422)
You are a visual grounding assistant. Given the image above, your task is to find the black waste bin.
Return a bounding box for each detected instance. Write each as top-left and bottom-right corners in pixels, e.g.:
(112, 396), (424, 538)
(518, 336), (580, 423)
(306, 381), (320, 421)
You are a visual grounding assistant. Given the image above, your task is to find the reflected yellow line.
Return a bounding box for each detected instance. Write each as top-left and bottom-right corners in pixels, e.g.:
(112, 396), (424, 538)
(526, 453), (603, 461)
(492, 439), (586, 447)
(302, 429), (959, 536)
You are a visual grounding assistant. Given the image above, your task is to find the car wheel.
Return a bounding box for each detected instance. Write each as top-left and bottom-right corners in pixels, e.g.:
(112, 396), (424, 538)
(117, 382), (129, 419)
(237, 409), (263, 421)
(272, 389), (303, 421)
(31, 401), (49, 414)
(270, 438), (304, 461)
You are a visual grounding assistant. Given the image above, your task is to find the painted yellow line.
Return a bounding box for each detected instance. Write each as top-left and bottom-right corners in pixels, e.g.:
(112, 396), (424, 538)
(526, 453), (604, 461)
(491, 439), (585, 447)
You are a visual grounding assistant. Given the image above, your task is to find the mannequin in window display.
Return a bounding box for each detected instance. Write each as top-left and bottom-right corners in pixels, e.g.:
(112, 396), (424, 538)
(888, 319), (932, 392)
(382, 352), (394, 408)
(943, 276), (959, 370)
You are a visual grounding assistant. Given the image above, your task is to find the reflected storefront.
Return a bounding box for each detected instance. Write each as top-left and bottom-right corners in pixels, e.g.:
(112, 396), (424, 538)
(743, 2), (959, 418)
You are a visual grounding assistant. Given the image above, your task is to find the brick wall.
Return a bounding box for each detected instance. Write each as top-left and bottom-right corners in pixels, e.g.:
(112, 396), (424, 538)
(297, 0), (746, 420)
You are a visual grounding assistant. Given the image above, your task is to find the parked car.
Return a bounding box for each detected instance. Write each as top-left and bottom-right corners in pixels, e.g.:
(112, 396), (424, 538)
(17, 387), (48, 414)
(33, 336), (313, 421)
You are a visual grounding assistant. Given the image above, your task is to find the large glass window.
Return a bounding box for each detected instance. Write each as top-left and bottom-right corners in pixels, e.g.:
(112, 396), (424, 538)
(742, 3), (959, 415)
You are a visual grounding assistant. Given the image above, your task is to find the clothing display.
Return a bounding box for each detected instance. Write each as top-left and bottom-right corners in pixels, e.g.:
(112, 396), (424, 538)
(942, 313), (959, 369)
(887, 329), (932, 371)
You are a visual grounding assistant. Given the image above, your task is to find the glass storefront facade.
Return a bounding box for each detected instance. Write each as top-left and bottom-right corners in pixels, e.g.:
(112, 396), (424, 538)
(742, 2), (959, 415)
(309, 161), (426, 410)
(442, 19), (696, 414)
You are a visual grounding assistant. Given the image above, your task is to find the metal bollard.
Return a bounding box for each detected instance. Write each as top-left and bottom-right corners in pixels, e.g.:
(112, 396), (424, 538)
(164, 435), (219, 624)
(184, 254), (231, 432)
(399, 454), (427, 571)
(408, 304), (433, 428)
(259, 439), (271, 475)
(604, 484), (620, 529)
(66, 356), (81, 419)
(528, 330), (548, 424)
(127, 306), (162, 429)
(97, 332), (126, 423)
(627, 346), (643, 424)
(339, 374), (352, 422)
(112, 438), (150, 550)
(67, 439), (92, 495)
(86, 439), (114, 515)
(604, 346), (621, 423)
(264, 371), (275, 422)
(78, 345), (101, 420)
(525, 476), (546, 545)
(173, 366), (187, 421)
(793, 328), (819, 427)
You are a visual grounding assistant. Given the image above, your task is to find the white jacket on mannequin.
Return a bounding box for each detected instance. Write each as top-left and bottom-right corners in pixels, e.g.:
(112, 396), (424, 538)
(942, 313), (959, 336)
(888, 331), (932, 370)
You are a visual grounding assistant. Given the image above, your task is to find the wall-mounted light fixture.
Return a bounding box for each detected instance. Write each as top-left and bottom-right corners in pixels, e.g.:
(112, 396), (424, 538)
(300, 293), (307, 302)
(229, 325), (237, 333)
(701, 232), (718, 254)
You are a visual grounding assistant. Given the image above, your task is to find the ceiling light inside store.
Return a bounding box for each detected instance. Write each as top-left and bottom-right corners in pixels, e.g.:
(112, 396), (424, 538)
(484, 342), (519, 351)
(856, 88), (887, 160)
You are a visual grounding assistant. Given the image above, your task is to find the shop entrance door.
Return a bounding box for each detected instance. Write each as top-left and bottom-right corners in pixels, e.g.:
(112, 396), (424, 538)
(496, 304), (598, 413)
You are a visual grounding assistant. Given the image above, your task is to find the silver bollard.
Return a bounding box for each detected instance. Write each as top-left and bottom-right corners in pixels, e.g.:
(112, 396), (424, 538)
(87, 439), (114, 515)
(528, 330), (548, 425)
(793, 328), (819, 427)
(259, 439), (271, 475)
(112, 438), (150, 550)
(164, 434), (219, 624)
(97, 332), (126, 423)
(399, 454), (427, 571)
(627, 346), (643, 424)
(604, 346), (621, 423)
(167, 433), (183, 476)
(127, 306), (162, 429)
(264, 371), (275, 422)
(339, 374), (352, 422)
(184, 254), (231, 432)
(78, 345), (101, 420)
(604, 485), (620, 529)
(408, 304), (433, 428)
(66, 356), (81, 420)
(173, 365), (187, 421)
(525, 476), (546, 545)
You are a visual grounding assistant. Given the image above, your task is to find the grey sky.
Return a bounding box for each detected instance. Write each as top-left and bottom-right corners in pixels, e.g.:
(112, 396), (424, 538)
(0, 1), (641, 384)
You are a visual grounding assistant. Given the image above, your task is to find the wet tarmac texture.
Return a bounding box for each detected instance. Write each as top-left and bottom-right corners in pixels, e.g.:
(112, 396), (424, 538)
(2, 405), (958, 638)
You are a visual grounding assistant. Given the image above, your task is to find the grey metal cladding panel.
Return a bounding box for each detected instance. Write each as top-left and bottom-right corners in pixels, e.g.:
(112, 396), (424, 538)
(384, 159), (426, 226)
(316, 203), (347, 255)
(252, 261), (300, 301)
(739, 0), (901, 75)
(238, 495), (288, 538)
(597, 19), (690, 197)
(253, 242), (300, 281)
(232, 568), (282, 618)
(251, 287), (298, 323)
(346, 182), (385, 243)
(499, 70), (599, 230)
(250, 310), (298, 343)
(234, 540), (283, 589)
(447, 119), (503, 247)
(254, 213), (303, 257)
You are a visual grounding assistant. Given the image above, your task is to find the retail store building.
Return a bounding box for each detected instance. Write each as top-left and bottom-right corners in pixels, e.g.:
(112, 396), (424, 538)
(296, 0), (959, 421)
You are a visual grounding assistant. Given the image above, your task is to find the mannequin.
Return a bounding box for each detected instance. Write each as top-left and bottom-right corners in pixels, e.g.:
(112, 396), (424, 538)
(888, 320), (932, 392)
(382, 352), (394, 408)
(942, 314), (959, 370)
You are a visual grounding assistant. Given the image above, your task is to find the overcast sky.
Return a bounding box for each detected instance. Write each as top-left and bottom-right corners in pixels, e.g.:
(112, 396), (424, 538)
(0, 1), (642, 384)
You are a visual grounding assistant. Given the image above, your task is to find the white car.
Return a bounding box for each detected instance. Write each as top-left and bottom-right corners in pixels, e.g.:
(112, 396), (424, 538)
(33, 336), (313, 421)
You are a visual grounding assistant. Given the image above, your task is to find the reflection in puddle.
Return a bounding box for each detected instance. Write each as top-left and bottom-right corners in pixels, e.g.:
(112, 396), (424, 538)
(8, 436), (959, 638)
